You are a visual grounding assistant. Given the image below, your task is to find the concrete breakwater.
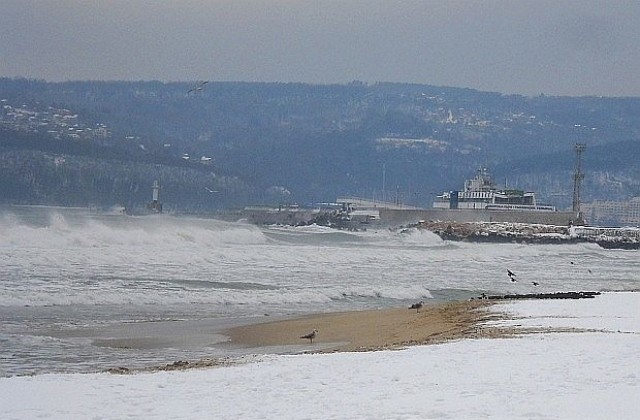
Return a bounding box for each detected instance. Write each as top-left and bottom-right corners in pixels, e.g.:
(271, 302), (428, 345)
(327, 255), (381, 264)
(417, 221), (640, 249)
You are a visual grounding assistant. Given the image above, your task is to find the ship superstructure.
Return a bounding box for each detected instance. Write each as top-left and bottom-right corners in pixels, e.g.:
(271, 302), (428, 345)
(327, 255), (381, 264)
(433, 168), (556, 212)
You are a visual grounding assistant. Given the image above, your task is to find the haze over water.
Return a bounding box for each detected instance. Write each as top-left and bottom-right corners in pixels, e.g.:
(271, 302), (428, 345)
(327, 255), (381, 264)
(1, 206), (639, 376)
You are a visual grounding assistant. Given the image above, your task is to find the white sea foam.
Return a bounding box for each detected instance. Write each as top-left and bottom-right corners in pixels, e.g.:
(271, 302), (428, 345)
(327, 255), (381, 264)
(1, 209), (639, 309)
(0, 212), (268, 249)
(1, 206), (640, 376)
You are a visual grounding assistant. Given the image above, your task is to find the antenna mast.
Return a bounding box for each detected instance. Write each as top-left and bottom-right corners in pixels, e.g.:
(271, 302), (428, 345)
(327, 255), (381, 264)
(572, 143), (586, 218)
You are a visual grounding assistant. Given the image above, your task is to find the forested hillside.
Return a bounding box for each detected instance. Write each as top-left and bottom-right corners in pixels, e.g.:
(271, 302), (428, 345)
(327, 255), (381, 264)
(1, 78), (639, 211)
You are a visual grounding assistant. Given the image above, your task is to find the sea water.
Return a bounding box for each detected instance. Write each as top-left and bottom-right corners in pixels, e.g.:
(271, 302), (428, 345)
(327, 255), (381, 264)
(1, 205), (639, 376)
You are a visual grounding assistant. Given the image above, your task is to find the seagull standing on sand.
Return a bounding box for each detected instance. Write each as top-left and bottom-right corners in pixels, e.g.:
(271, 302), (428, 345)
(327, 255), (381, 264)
(300, 329), (318, 344)
(409, 301), (424, 313)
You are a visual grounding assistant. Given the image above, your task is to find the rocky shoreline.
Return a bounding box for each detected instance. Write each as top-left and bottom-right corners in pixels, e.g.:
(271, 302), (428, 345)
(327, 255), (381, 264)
(416, 220), (640, 249)
(471, 291), (601, 301)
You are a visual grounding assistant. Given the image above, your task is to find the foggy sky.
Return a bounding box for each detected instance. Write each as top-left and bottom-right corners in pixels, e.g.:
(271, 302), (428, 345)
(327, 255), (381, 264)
(1, 0), (639, 97)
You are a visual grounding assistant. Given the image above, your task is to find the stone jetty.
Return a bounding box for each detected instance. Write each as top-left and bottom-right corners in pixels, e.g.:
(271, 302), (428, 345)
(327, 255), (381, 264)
(416, 221), (640, 249)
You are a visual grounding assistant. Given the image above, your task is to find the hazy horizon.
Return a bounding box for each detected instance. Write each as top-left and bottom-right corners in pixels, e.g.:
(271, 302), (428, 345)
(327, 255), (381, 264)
(2, 1), (639, 97)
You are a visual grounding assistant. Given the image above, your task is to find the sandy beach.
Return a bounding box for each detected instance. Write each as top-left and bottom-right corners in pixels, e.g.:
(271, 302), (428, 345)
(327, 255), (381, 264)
(96, 299), (502, 374)
(227, 299), (496, 353)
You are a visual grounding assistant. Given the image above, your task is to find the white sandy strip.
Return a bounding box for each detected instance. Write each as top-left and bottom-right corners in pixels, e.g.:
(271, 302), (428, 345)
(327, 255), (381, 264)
(1, 292), (639, 420)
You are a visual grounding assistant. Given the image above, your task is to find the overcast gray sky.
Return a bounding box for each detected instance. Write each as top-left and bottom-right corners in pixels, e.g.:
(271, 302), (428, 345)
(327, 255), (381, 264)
(1, 0), (639, 96)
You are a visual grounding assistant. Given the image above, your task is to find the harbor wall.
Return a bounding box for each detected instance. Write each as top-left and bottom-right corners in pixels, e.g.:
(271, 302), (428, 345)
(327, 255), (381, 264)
(379, 208), (578, 227)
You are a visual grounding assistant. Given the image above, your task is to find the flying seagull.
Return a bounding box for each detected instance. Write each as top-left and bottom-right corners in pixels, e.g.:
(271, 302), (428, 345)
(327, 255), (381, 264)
(532, 281), (539, 286)
(300, 329), (318, 344)
(507, 269), (517, 282)
(409, 301), (424, 313)
(187, 80), (209, 95)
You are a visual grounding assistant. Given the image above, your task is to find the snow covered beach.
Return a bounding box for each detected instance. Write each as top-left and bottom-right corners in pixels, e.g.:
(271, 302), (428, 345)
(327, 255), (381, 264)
(2, 291), (638, 420)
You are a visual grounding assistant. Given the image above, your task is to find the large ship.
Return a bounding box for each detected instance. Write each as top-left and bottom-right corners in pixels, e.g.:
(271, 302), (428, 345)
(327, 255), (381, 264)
(372, 168), (577, 227)
(433, 168), (556, 212)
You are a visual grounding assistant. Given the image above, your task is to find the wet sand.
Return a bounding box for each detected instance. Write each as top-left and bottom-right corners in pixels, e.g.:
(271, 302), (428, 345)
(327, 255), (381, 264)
(97, 296), (604, 374)
(101, 300), (508, 373)
(226, 300), (496, 353)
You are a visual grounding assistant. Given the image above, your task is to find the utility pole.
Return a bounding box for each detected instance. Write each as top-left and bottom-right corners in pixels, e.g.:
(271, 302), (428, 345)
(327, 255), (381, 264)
(572, 143), (586, 219)
(382, 163), (386, 205)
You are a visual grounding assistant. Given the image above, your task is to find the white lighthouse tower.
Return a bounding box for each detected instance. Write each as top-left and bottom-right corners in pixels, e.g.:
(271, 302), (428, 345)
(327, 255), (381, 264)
(146, 180), (163, 213)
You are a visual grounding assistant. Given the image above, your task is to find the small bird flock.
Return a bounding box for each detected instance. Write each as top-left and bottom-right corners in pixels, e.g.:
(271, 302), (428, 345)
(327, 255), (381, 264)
(309, 261), (594, 341)
(507, 269), (539, 286)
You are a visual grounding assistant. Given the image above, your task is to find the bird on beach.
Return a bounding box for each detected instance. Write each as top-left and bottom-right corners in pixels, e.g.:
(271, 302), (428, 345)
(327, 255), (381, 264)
(409, 301), (424, 313)
(300, 329), (318, 344)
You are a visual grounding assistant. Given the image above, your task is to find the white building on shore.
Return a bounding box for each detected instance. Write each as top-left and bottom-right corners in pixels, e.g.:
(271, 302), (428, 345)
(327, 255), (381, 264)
(582, 197), (640, 227)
